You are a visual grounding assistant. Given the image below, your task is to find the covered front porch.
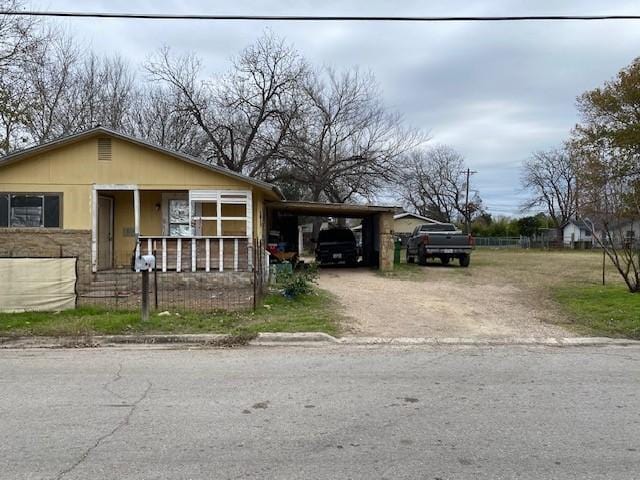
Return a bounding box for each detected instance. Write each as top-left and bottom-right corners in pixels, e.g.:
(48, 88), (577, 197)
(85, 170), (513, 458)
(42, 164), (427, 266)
(92, 185), (253, 273)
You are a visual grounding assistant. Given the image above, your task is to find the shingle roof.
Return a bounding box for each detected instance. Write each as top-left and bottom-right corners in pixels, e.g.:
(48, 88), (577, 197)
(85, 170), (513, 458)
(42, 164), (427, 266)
(393, 212), (443, 223)
(561, 219), (591, 230)
(0, 126), (285, 199)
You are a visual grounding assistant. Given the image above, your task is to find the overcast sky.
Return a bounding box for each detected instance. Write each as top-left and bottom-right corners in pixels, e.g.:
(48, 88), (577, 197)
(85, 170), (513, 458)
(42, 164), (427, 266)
(38, 0), (640, 216)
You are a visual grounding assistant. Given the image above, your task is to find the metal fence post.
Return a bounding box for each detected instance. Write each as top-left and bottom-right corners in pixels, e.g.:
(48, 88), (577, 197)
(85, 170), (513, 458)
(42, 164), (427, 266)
(141, 270), (149, 321)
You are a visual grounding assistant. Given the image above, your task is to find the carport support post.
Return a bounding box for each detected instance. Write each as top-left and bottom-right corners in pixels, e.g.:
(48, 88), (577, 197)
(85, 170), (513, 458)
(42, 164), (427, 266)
(378, 213), (395, 271)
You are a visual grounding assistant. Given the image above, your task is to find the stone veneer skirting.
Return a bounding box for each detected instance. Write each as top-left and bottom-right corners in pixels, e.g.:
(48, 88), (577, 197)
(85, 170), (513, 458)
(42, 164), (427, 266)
(0, 228), (93, 286)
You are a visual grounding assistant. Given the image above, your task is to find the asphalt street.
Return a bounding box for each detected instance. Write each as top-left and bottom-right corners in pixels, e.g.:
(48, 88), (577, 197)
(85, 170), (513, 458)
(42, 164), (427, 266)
(1, 345), (639, 479)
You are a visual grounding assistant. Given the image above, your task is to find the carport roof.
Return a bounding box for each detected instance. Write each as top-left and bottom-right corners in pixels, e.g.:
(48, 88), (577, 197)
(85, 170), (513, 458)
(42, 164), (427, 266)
(267, 200), (400, 217)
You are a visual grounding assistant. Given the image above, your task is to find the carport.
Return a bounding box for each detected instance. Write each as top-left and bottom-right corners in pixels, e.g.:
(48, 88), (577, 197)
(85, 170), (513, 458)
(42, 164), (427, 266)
(265, 201), (398, 271)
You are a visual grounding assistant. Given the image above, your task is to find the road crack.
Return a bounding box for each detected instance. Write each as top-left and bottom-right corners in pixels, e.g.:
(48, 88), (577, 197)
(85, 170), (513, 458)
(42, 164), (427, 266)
(102, 363), (124, 400)
(53, 380), (152, 480)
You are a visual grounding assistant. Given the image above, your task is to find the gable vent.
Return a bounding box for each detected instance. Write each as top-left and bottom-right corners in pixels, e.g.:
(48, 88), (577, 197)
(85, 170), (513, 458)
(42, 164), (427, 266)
(97, 138), (112, 161)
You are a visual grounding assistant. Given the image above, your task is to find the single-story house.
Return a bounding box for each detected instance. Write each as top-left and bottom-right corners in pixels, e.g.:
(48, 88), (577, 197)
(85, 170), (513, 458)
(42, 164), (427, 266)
(596, 219), (640, 248)
(390, 212), (443, 235)
(561, 219), (594, 248)
(352, 212), (441, 245)
(0, 127), (396, 311)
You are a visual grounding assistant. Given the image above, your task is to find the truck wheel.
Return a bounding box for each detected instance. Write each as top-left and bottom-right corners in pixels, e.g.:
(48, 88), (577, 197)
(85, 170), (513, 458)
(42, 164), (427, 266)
(459, 254), (470, 267)
(440, 256), (450, 265)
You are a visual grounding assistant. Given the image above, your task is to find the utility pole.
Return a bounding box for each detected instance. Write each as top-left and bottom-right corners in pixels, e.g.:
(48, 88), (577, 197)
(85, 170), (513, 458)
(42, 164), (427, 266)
(464, 168), (477, 234)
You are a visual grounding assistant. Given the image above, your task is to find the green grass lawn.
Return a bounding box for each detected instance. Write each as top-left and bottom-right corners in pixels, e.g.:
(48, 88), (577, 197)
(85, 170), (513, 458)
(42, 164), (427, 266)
(0, 290), (341, 337)
(554, 285), (640, 339)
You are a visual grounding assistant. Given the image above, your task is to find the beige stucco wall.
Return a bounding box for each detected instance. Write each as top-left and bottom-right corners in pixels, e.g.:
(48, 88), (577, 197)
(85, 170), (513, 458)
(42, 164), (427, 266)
(0, 136), (277, 238)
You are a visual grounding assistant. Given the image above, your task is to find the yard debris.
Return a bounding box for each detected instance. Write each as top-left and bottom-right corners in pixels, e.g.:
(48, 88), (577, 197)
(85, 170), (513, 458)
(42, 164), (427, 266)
(157, 311), (171, 316)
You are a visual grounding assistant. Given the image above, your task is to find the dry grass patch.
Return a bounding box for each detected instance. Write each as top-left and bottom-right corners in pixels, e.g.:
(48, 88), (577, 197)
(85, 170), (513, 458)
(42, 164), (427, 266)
(385, 248), (637, 337)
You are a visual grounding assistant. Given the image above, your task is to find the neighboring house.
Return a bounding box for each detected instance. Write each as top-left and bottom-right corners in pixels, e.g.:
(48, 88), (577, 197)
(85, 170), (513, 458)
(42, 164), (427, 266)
(597, 219), (640, 248)
(561, 219), (593, 247)
(392, 212), (443, 235)
(0, 127), (282, 308)
(352, 212), (442, 245)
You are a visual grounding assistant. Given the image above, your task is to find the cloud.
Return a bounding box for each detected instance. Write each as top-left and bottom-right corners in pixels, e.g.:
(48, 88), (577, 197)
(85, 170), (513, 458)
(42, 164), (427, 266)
(38, 0), (640, 214)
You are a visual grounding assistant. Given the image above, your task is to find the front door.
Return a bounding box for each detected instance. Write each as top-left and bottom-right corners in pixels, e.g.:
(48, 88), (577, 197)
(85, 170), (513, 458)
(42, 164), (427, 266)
(97, 196), (114, 270)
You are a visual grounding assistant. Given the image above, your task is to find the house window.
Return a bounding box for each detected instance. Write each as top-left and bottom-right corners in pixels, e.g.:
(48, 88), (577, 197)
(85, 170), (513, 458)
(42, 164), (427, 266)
(189, 191), (250, 237)
(0, 193), (61, 228)
(168, 199), (190, 236)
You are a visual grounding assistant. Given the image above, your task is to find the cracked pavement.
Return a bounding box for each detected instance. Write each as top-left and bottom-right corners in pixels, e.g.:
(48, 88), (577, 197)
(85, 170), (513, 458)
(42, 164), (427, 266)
(1, 345), (639, 479)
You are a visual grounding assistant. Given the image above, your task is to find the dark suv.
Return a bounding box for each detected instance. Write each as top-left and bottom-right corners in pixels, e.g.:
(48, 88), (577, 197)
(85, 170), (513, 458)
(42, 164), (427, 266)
(315, 228), (358, 266)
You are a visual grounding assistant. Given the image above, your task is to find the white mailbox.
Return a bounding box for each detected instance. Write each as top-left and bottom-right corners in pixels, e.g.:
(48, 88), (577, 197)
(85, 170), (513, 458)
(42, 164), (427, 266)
(133, 254), (156, 271)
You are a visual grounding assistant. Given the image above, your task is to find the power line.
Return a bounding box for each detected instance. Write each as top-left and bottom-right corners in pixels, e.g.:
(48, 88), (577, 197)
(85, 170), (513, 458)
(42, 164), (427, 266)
(1, 11), (640, 22)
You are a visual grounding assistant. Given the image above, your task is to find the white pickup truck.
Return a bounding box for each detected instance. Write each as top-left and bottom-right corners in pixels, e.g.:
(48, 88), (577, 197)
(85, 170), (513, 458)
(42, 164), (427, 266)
(406, 223), (475, 267)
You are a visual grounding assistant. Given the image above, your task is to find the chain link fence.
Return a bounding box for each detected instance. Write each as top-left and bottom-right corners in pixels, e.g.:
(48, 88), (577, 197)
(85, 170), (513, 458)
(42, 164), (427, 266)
(77, 269), (256, 312)
(473, 236), (529, 248)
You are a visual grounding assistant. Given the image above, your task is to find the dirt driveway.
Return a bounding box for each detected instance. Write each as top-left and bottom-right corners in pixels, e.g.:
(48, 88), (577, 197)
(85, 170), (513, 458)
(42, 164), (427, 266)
(317, 254), (578, 338)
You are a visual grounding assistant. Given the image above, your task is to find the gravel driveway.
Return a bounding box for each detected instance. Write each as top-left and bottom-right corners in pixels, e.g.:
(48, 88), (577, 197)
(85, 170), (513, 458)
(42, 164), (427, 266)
(317, 267), (574, 338)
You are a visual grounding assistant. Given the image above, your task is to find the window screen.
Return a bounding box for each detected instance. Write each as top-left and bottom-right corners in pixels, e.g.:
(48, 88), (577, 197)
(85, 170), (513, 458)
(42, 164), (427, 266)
(0, 193), (61, 228)
(44, 195), (60, 227)
(169, 199), (190, 236)
(10, 195), (43, 227)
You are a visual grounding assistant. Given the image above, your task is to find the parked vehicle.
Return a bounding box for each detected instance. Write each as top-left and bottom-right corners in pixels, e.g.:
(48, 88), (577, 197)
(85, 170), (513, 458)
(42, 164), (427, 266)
(406, 223), (475, 267)
(315, 228), (358, 266)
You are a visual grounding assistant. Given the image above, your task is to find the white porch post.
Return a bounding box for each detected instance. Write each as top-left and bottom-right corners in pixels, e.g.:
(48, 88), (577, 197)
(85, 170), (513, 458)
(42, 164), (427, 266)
(91, 187), (98, 273)
(133, 188), (141, 237)
(246, 190), (253, 271)
(133, 188), (141, 269)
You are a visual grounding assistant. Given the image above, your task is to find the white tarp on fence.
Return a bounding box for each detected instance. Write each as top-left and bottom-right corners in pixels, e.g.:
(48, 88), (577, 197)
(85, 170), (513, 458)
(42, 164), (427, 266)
(0, 258), (76, 312)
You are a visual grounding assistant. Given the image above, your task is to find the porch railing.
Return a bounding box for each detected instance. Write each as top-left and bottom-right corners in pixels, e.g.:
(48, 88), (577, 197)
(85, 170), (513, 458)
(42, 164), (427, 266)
(139, 236), (251, 272)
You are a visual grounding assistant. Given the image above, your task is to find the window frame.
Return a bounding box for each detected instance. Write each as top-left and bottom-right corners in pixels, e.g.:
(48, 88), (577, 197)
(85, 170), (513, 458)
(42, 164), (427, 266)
(0, 192), (63, 229)
(189, 190), (251, 238)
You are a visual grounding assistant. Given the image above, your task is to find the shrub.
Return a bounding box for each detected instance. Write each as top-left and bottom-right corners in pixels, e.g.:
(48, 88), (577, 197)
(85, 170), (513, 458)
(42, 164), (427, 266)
(278, 263), (318, 298)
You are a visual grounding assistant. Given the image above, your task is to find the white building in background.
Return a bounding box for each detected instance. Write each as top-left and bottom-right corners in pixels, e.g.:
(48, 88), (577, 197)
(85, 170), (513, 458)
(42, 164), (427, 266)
(561, 219), (594, 247)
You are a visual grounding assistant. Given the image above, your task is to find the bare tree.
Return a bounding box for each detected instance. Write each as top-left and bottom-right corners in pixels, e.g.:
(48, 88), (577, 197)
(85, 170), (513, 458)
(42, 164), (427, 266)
(0, 0), (44, 152)
(145, 32), (308, 178)
(577, 148), (640, 292)
(126, 84), (207, 155)
(19, 29), (137, 143)
(398, 145), (479, 224)
(22, 31), (79, 142)
(282, 68), (419, 203)
(56, 53), (136, 133)
(0, 0), (41, 70)
(520, 148), (577, 228)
